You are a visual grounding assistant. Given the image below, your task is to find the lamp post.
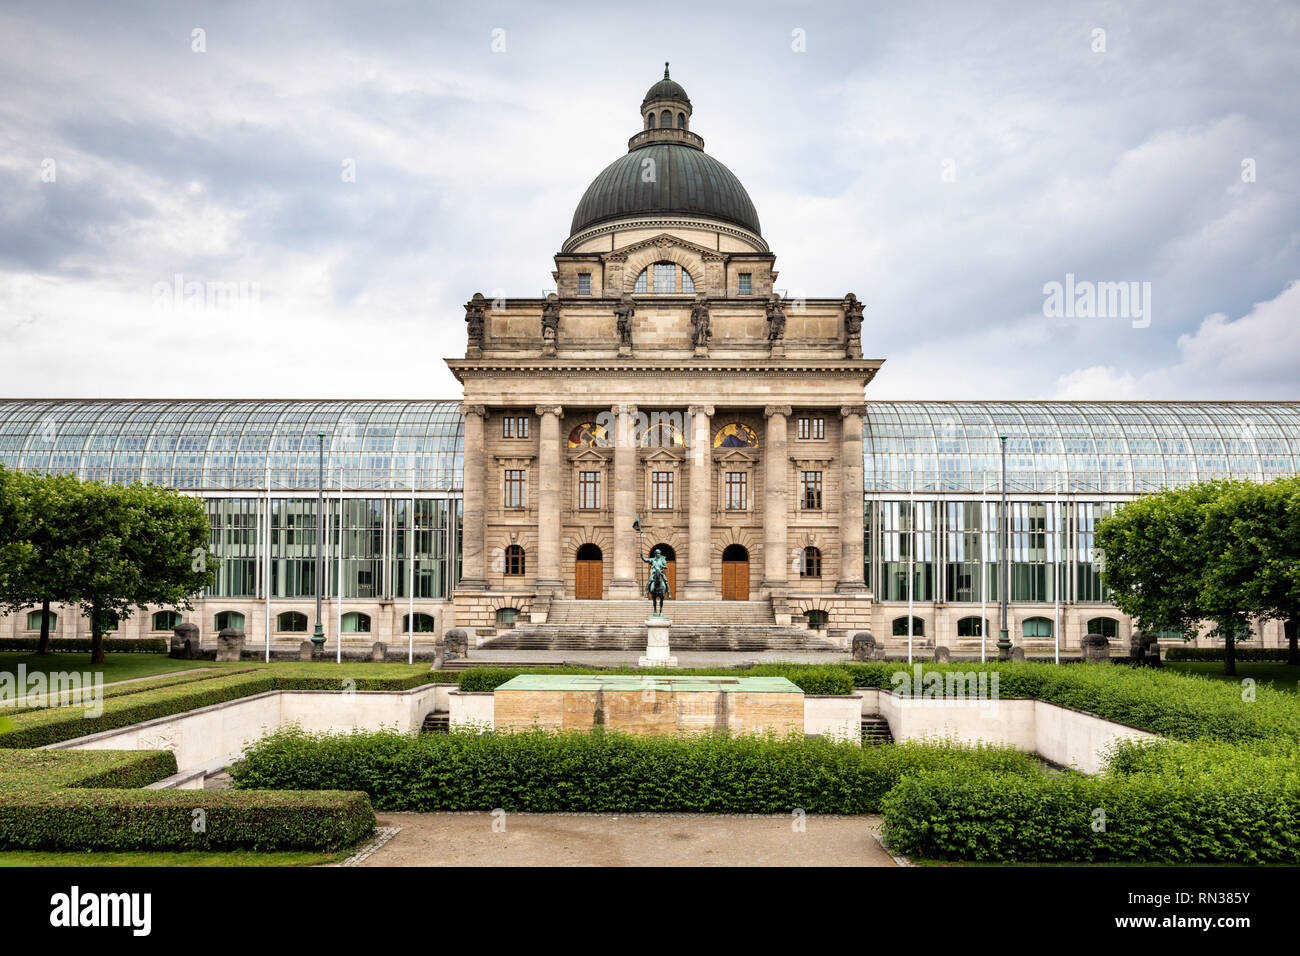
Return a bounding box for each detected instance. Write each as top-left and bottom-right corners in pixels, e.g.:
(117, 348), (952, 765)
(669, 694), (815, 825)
(312, 431), (326, 646)
(997, 433), (1012, 660)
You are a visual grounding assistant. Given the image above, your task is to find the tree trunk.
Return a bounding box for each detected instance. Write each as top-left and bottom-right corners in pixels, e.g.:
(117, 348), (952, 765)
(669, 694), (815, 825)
(36, 597), (51, 655)
(90, 602), (105, 665)
(1286, 618), (1299, 667)
(1223, 632), (1236, 678)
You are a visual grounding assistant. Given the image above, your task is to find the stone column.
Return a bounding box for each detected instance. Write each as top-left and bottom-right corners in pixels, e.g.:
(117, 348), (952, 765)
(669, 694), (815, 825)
(457, 404), (488, 589)
(610, 403), (639, 597)
(837, 404), (868, 592)
(763, 406), (792, 591)
(535, 405), (564, 596)
(684, 404), (714, 599)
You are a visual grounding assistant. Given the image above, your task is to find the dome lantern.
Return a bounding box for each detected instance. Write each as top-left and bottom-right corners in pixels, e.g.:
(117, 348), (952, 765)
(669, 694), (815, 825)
(641, 62), (691, 133)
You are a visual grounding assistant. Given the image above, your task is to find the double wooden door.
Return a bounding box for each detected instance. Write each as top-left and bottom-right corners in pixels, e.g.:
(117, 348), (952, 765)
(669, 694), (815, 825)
(721, 556), (749, 601)
(575, 556), (603, 599)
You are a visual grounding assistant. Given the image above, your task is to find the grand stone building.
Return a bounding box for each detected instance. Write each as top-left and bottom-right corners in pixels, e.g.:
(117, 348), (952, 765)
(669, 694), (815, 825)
(3, 70), (1299, 656)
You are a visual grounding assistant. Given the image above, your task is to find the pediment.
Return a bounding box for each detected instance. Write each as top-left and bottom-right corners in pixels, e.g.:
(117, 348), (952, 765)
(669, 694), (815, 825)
(643, 448), (683, 463)
(608, 233), (720, 260)
(570, 448), (610, 464)
(716, 448), (758, 464)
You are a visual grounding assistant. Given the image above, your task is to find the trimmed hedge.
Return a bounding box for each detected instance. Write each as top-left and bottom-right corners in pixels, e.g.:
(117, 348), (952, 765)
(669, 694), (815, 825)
(881, 767), (1300, 864)
(458, 664), (855, 696)
(229, 727), (1039, 814)
(0, 637), (168, 653)
(0, 667), (445, 748)
(0, 789), (374, 851)
(1165, 647), (1292, 662)
(0, 746), (374, 852)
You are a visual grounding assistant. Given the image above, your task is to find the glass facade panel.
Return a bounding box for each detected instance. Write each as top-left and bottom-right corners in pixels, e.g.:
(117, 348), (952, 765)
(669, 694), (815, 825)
(206, 498), (258, 597)
(879, 500), (935, 601)
(393, 498), (454, 599)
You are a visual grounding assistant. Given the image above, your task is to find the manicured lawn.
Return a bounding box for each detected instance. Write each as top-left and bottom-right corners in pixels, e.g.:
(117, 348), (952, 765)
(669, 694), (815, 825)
(0, 652), (219, 684)
(1165, 661), (1300, 693)
(0, 848), (345, 867)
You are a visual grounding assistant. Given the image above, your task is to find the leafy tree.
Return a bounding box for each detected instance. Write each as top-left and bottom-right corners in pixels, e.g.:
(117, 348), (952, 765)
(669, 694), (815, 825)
(58, 480), (214, 664)
(1200, 477), (1300, 668)
(0, 468), (87, 654)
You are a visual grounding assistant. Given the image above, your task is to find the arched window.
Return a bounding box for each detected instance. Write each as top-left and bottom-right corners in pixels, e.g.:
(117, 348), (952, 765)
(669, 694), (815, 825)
(956, 616), (986, 637)
(25, 610), (56, 631)
(647, 112), (656, 129)
(805, 609), (828, 630)
(277, 611), (308, 632)
(801, 546), (822, 578)
(568, 422), (609, 447)
(215, 611), (245, 632)
(633, 261), (695, 294)
(152, 610), (181, 631)
(641, 420), (684, 447)
(661, 109), (671, 128)
(403, 613), (436, 632)
(677, 112), (686, 129)
(505, 544), (526, 576)
(495, 608), (519, 627)
(1022, 617), (1053, 638)
(713, 423), (759, 448)
(892, 616), (925, 636)
(342, 612), (371, 633)
(1086, 617), (1118, 638)
(103, 611), (118, 631)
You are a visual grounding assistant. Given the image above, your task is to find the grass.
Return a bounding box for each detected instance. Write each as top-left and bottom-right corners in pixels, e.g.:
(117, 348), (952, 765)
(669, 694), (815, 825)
(1165, 661), (1300, 693)
(0, 652), (219, 684)
(0, 847), (347, 867)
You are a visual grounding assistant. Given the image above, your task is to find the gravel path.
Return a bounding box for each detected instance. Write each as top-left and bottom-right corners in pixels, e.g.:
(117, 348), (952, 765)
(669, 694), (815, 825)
(362, 812), (897, 866)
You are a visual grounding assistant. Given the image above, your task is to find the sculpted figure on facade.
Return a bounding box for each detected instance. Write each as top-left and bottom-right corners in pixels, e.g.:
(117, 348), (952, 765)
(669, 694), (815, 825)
(541, 293), (560, 353)
(464, 293), (486, 350)
(690, 294), (711, 349)
(766, 294), (786, 343)
(614, 293), (635, 349)
(843, 292), (864, 357)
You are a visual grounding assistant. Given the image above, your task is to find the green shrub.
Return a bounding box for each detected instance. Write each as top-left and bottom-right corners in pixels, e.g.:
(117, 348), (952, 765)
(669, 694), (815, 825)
(0, 789), (373, 851)
(1165, 647), (1291, 662)
(0, 638), (168, 653)
(881, 767), (1300, 864)
(229, 727), (1037, 814)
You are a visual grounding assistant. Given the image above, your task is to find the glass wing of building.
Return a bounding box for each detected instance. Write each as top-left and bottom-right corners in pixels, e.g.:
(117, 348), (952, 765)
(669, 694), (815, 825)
(862, 401), (1300, 494)
(0, 400), (464, 490)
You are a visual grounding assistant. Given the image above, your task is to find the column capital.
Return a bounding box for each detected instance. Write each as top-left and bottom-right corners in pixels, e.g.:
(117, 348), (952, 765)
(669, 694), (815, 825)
(840, 404), (869, 418)
(764, 405), (793, 419)
(459, 404), (487, 418)
(534, 405), (564, 418)
(613, 403), (638, 418)
(688, 405), (714, 417)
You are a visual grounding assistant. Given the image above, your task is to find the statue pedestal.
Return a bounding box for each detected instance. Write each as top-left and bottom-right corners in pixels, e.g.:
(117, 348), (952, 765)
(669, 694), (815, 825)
(638, 616), (677, 668)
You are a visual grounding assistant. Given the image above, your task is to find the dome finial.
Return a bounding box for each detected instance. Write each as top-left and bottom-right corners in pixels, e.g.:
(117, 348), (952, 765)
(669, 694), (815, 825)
(664, 61), (670, 79)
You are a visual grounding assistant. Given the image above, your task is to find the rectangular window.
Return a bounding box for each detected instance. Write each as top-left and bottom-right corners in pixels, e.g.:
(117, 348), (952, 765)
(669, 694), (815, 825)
(801, 471), (823, 510)
(797, 417), (824, 440)
(738, 273), (752, 295)
(504, 470), (526, 508)
(577, 273), (591, 295)
(652, 471), (674, 510)
(653, 262), (675, 293)
(811, 417), (824, 439)
(502, 416), (529, 439)
(725, 472), (748, 510)
(798, 418), (809, 440)
(579, 471), (601, 510)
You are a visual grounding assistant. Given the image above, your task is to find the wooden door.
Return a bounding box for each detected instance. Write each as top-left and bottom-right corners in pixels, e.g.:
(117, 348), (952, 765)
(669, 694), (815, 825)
(721, 557), (749, 601)
(575, 558), (603, 599)
(664, 559), (676, 599)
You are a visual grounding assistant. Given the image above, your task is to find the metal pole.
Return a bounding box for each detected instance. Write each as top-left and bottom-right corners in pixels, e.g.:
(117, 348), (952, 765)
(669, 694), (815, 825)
(1054, 472), (1061, 665)
(907, 472), (915, 665)
(336, 461), (343, 665)
(313, 432), (325, 645)
(997, 434), (1011, 659)
(408, 463), (415, 665)
(980, 479), (987, 664)
(265, 460), (271, 663)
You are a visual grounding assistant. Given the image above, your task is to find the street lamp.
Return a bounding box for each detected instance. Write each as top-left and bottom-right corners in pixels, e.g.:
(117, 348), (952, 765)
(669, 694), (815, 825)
(312, 431), (326, 646)
(997, 433), (1012, 660)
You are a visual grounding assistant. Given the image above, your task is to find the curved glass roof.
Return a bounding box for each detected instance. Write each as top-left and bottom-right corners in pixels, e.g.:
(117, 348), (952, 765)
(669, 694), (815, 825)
(3, 399), (1297, 496)
(0, 400), (464, 491)
(863, 402), (1300, 494)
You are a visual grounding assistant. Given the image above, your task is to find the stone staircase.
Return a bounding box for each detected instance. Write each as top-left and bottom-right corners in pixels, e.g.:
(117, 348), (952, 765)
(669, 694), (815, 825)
(861, 715), (894, 746)
(481, 599), (842, 653)
(420, 710), (449, 733)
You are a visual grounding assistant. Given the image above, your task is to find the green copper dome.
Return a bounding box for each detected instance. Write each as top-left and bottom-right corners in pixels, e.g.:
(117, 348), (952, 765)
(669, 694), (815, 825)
(569, 143), (761, 237)
(642, 63), (690, 105)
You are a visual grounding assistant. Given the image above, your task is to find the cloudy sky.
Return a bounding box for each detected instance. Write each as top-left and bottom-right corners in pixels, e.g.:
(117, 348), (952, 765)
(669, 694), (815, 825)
(1, 0), (1296, 401)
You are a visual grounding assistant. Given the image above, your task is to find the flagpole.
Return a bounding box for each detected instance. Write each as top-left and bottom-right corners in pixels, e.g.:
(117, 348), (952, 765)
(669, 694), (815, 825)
(264, 458), (271, 664)
(980, 478), (987, 664)
(1054, 472), (1061, 666)
(907, 470), (915, 665)
(408, 461), (415, 666)
(336, 456), (344, 665)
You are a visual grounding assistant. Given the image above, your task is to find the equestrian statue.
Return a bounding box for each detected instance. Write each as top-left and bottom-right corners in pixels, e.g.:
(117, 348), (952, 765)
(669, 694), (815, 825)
(641, 546), (671, 617)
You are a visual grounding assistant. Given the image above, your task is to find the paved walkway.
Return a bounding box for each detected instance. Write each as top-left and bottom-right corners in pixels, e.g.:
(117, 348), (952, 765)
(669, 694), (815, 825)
(363, 812), (896, 866)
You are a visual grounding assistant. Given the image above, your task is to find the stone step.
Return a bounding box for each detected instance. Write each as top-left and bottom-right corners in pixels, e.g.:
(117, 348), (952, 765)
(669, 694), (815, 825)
(420, 711), (450, 733)
(861, 716), (894, 746)
(545, 599), (775, 626)
(483, 623), (841, 652)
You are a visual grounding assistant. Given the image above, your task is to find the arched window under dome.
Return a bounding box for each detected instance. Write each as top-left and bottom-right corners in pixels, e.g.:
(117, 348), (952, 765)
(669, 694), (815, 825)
(633, 261), (695, 294)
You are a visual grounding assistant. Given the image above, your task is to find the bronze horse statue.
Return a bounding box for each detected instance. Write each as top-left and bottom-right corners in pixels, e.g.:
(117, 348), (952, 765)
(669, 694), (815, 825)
(641, 546), (671, 617)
